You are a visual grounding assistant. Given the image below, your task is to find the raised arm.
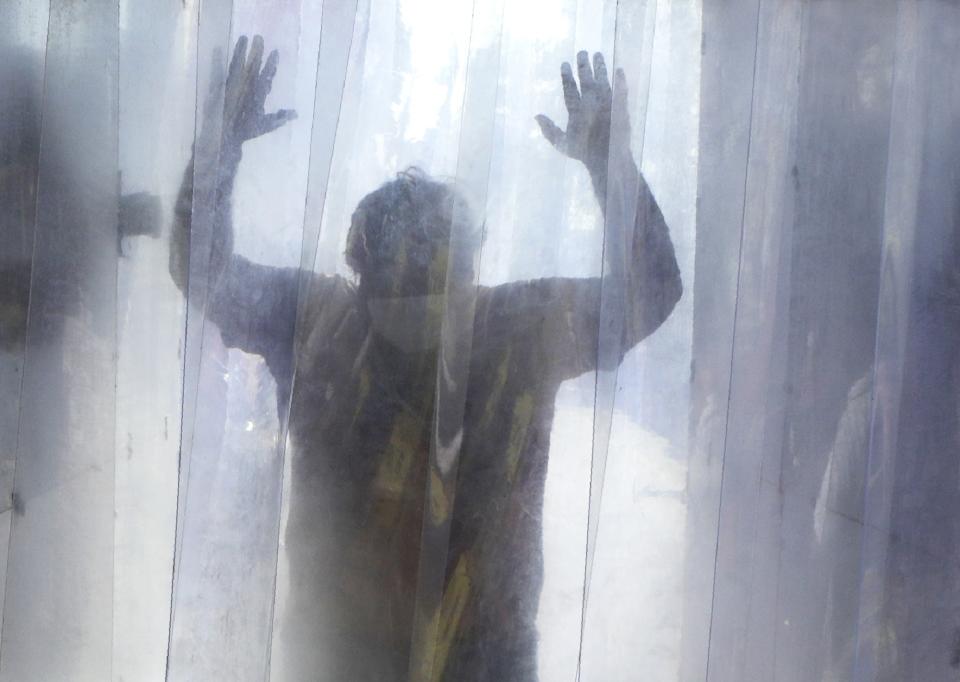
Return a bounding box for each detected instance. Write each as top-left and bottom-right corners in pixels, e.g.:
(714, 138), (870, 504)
(476, 52), (681, 382)
(170, 36), (300, 366)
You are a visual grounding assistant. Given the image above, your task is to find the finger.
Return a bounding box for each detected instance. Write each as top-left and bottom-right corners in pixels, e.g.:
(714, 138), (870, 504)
(561, 62), (580, 113)
(613, 67), (631, 130)
(256, 109), (297, 137)
(254, 49), (279, 109)
(226, 35), (248, 94)
(209, 47), (225, 97)
(613, 67), (629, 111)
(262, 49), (279, 86)
(243, 35), (265, 97)
(613, 67), (629, 96)
(576, 50), (595, 92)
(535, 114), (565, 150)
(203, 47), (225, 122)
(593, 52), (610, 96)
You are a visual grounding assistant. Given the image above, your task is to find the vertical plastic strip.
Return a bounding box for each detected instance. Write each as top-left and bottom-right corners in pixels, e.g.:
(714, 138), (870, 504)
(292, 0), (360, 313)
(855, 2), (960, 678)
(0, 0), (50, 623)
(700, 0), (803, 678)
(269, 0), (479, 676)
(263, 0), (352, 676)
(265, 1), (367, 679)
(169, 0), (234, 595)
(577, 0), (701, 675)
(706, 2), (899, 679)
(679, 1), (759, 677)
(115, 2), (199, 679)
(165, 0), (234, 674)
(265, 3), (380, 677)
(405, 1), (505, 678)
(0, 0), (119, 679)
(167, 1), (321, 678)
(767, 4), (897, 681)
(578, 0), (658, 640)
(850, 8), (917, 670)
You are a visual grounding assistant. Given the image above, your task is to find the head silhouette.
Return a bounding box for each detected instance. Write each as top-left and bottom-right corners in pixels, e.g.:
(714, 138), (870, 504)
(346, 168), (478, 300)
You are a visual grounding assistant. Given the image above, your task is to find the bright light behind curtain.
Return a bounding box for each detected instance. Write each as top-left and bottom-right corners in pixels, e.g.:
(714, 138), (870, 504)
(0, 1), (957, 682)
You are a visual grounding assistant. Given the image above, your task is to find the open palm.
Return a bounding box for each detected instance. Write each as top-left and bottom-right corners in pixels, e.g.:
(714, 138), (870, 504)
(536, 51), (630, 176)
(202, 35), (297, 150)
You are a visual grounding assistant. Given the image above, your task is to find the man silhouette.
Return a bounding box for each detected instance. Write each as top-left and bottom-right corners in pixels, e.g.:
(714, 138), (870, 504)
(171, 35), (681, 681)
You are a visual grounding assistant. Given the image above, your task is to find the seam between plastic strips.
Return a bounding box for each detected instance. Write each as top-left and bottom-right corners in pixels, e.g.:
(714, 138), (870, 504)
(0, 1), (54, 664)
(164, 2), (236, 677)
(702, 0), (764, 679)
(403, 1), (504, 677)
(259, 2), (364, 678)
(111, 3), (121, 681)
(574, 1), (616, 674)
(574, 0), (666, 677)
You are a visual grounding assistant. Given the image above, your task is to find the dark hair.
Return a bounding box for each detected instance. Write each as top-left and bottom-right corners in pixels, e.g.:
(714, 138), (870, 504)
(345, 168), (478, 281)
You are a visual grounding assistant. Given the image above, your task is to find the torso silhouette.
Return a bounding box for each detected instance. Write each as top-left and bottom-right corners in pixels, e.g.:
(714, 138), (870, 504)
(205, 225), (680, 679)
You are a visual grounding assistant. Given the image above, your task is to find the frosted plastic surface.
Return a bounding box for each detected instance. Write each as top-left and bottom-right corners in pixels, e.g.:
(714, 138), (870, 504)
(1, 2), (957, 681)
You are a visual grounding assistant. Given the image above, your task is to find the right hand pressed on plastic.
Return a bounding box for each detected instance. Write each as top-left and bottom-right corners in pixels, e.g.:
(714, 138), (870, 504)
(211, 35), (297, 149)
(535, 51), (631, 178)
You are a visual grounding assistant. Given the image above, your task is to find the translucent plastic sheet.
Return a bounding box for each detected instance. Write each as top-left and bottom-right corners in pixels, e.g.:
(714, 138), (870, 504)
(405, 2), (504, 678)
(167, 3), (322, 678)
(0, 2), (49, 654)
(694, 2), (900, 680)
(115, 3), (199, 679)
(681, 2), (757, 677)
(687, 2), (960, 682)
(268, 0), (691, 678)
(0, 1), (47, 512)
(581, 0), (657, 620)
(854, 4), (960, 679)
(579, 1), (698, 678)
(1, 2), (119, 680)
(4, 1), (960, 681)
(273, 2), (482, 676)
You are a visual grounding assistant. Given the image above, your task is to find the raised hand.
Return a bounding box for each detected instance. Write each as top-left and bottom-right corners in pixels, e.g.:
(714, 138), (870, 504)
(209, 35), (297, 149)
(536, 51), (631, 177)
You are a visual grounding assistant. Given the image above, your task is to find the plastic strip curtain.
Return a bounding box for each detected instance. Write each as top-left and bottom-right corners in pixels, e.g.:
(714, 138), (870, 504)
(265, 0), (696, 679)
(6, 0), (960, 681)
(116, 2), (198, 678)
(685, 2), (960, 682)
(855, 3), (960, 679)
(688, 0), (900, 679)
(167, 1), (324, 678)
(0, 0), (698, 679)
(0, 6), (47, 646)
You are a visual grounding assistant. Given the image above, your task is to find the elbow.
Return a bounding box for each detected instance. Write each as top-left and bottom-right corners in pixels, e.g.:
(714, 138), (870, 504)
(639, 262), (683, 341)
(169, 243), (187, 296)
(664, 265), (683, 321)
(621, 264), (682, 352)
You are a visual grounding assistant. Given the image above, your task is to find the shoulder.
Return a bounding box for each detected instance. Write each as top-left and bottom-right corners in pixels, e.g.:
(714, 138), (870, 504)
(298, 274), (362, 337)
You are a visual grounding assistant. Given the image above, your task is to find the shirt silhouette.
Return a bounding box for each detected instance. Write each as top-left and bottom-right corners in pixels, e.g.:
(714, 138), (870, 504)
(172, 36), (681, 681)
